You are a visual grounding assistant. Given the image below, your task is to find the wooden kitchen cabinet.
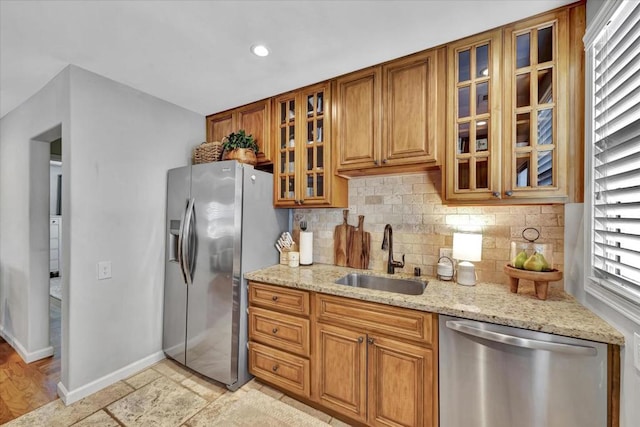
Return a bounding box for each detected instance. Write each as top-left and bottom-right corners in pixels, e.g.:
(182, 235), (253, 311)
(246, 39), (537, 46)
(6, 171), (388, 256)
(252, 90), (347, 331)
(445, 4), (584, 203)
(273, 82), (348, 208)
(335, 48), (444, 175)
(206, 99), (272, 165)
(314, 294), (438, 427)
(247, 282), (312, 398)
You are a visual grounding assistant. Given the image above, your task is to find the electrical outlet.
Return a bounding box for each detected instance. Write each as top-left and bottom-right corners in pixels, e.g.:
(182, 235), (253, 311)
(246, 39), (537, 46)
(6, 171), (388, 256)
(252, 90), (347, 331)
(634, 333), (640, 372)
(439, 248), (453, 259)
(97, 261), (112, 280)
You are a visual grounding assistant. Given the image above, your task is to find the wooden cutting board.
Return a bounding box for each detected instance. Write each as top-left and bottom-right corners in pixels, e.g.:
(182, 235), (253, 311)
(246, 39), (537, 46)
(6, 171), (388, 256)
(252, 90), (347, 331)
(333, 210), (353, 266)
(348, 215), (366, 269)
(362, 231), (371, 269)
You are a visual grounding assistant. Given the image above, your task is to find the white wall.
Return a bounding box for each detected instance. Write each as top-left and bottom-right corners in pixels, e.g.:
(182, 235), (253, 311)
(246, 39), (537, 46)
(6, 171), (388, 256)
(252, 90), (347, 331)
(1, 65), (204, 402)
(0, 68), (69, 362)
(562, 2), (640, 426)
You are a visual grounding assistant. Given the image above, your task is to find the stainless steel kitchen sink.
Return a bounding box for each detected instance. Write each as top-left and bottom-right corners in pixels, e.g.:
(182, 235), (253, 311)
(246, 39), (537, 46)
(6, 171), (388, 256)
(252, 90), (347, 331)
(334, 273), (426, 295)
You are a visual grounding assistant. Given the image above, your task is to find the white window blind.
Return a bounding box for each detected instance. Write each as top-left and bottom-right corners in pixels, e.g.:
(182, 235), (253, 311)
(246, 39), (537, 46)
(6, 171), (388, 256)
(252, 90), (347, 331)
(590, 1), (640, 305)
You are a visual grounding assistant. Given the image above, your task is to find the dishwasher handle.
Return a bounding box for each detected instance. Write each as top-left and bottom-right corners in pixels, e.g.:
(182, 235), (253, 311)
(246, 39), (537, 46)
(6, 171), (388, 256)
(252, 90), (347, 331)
(445, 320), (598, 356)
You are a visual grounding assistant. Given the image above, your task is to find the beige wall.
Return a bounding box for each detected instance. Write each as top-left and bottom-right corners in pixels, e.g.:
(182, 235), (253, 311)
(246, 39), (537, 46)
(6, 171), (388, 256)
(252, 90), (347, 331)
(293, 170), (564, 285)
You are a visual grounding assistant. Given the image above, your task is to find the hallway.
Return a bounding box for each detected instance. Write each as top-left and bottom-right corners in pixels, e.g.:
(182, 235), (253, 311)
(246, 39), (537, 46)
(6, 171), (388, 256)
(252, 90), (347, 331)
(0, 297), (61, 423)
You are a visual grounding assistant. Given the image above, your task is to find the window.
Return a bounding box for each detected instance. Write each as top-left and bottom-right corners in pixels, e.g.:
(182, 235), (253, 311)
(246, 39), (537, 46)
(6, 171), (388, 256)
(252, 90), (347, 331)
(584, 0), (640, 318)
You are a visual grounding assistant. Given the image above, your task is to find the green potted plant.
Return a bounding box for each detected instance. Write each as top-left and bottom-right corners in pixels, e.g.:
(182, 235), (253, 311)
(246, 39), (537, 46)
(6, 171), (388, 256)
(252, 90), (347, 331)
(221, 130), (259, 166)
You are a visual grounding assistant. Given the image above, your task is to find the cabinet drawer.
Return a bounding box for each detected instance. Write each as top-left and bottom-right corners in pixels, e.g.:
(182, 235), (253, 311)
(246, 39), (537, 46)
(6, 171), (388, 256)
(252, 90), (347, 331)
(249, 307), (310, 357)
(248, 341), (310, 398)
(315, 294), (435, 346)
(249, 282), (310, 316)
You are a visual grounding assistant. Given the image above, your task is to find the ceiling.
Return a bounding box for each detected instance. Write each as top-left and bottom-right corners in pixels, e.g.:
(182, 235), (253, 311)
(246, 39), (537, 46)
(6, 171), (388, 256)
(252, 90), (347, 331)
(0, 0), (576, 119)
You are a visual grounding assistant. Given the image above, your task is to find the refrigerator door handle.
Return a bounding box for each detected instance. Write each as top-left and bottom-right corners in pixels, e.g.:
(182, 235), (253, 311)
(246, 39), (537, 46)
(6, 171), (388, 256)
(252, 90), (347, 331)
(445, 320), (598, 356)
(176, 201), (189, 284)
(181, 198), (195, 286)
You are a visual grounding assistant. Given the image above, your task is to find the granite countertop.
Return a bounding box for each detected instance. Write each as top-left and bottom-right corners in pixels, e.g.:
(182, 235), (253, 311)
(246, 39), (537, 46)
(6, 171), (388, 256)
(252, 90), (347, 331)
(245, 263), (624, 345)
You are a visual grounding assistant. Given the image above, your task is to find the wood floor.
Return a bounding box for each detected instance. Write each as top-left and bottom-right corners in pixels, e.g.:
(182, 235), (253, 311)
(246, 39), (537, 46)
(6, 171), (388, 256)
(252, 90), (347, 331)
(0, 296), (61, 424)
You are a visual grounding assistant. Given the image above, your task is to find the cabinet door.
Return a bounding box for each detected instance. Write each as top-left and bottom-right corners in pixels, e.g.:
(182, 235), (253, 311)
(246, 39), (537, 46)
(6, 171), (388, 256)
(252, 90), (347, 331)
(368, 335), (436, 427)
(314, 323), (367, 423)
(446, 29), (502, 202)
(273, 92), (298, 207)
(206, 112), (233, 143)
(502, 10), (569, 201)
(382, 50), (438, 166)
(300, 83), (332, 206)
(335, 67), (381, 171)
(236, 100), (272, 165)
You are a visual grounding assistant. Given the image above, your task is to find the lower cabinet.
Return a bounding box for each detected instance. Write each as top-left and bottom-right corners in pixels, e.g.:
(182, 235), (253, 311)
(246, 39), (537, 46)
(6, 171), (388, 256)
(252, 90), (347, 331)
(248, 282), (438, 427)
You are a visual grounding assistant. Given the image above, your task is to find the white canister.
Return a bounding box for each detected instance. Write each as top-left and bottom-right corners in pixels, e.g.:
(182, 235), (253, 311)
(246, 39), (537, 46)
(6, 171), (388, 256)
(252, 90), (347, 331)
(288, 251), (300, 267)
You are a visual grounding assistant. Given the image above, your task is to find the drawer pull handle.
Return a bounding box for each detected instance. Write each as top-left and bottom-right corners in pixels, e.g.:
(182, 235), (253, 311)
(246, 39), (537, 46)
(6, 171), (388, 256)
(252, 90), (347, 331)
(272, 365), (279, 372)
(367, 338), (375, 344)
(358, 336), (364, 343)
(272, 296), (278, 301)
(272, 328), (278, 334)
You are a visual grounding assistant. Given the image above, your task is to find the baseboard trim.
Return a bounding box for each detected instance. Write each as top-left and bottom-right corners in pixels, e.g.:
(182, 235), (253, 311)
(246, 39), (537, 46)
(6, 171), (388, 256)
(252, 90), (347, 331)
(57, 350), (166, 405)
(0, 325), (54, 363)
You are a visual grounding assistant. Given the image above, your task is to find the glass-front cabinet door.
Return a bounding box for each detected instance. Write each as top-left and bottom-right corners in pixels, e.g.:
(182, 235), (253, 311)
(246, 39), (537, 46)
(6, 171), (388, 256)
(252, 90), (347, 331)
(446, 30), (502, 201)
(274, 82), (343, 207)
(503, 10), (569, 201)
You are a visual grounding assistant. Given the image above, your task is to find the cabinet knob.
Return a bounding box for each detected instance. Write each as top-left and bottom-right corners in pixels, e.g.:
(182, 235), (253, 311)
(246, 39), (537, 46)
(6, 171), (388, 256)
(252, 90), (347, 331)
(505, 190), (513, 197)
(367, 338), (375, 344)
(272, 295), (278, 301)
(374, 160), (379, 166)
(492, 191), (500, 198)
(382, 158), (388, 164)
(358, 336), (364, 343)
(299, 199), (304, 205)
(272, 365), (279, 372)
(272, 328), (278, 334)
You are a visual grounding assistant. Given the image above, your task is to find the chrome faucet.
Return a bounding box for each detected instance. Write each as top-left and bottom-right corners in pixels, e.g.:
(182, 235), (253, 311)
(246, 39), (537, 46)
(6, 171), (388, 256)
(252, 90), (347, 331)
(381, 224), (405, 274)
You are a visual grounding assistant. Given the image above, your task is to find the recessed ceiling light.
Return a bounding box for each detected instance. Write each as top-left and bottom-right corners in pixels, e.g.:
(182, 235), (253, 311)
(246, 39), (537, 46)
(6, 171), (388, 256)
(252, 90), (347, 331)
(251, 44), (269, 57)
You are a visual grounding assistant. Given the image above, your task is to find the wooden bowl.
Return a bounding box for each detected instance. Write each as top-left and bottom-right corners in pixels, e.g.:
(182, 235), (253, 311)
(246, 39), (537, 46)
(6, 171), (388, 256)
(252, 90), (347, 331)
(503, 264), (563, 300)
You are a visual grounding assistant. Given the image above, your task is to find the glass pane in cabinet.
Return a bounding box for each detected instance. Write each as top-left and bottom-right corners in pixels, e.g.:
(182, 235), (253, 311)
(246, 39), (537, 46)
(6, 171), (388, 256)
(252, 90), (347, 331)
(317, 92), (324, 115)
(307, 121), (314, 144)
(280, 152), (286, 174)
(516, 73), (530, 108)
(476, 120), (488, 152)
(458, 49), (470, 82)
(288, 100), (295, 122)
(288, 126), (295, 148)
(537, 150), (553, 186)
(476, 44), (489, 78)
(317, 119), (323, 142)
(280, 127), (287, 149)
(516, 33), (531, 68)
(516, 155), (531, 187)
(317, 174), (324, 197)
(516, 113), (530, 147)
(458, 86), (470, 118)
(288, 177), (295, 199)
(317, 146), (324, 170)
(307, 95), (314, 117)
(476, 82), (489, 115)
(476, 158), (489, 189)
(458, 122), (470, 154)
(537, 109), (553, 145)
(538, 26), (553, 63)
(307, 147), (314, 171)
(538, 68), (553, 104)
(458, 161), (470, 190)
(280, 103), (287, 124)
(280, 177), (286, 198)
(287, 151), (295, 173)
(306, 175), (314, 198)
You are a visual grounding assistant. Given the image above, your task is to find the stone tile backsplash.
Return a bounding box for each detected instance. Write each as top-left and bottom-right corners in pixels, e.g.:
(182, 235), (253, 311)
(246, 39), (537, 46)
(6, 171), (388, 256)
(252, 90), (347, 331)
(292, 171), (564, 286)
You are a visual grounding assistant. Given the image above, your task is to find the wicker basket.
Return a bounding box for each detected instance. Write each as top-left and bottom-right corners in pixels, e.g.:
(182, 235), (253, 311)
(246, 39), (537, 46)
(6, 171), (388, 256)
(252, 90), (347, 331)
(192, 141), (223, 164)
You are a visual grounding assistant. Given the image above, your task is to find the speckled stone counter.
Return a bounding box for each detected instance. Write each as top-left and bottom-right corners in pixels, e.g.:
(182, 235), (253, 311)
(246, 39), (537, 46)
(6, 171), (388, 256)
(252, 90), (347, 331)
(245, 263), (624, 345)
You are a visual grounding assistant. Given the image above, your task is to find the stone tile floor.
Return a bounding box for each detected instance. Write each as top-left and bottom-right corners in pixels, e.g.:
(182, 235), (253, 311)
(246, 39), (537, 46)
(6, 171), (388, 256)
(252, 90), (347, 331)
(4, 359), (351, 426)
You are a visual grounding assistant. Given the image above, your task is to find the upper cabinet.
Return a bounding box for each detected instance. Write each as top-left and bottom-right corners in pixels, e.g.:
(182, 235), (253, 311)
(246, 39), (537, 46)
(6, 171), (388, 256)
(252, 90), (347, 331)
(335, 49), (444, 175)
(206, 99), (272, 165)
(273, 82), (348, 208)
(445, 5), (584, 203)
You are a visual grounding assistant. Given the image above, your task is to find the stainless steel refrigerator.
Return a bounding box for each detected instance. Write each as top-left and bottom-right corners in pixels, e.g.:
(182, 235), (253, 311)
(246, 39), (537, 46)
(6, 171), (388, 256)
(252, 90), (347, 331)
(163, 160), (287, 390)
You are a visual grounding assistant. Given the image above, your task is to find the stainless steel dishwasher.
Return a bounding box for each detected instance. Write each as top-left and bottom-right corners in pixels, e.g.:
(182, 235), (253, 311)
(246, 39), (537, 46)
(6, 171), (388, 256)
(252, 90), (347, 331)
(439, 315), (608, 427)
